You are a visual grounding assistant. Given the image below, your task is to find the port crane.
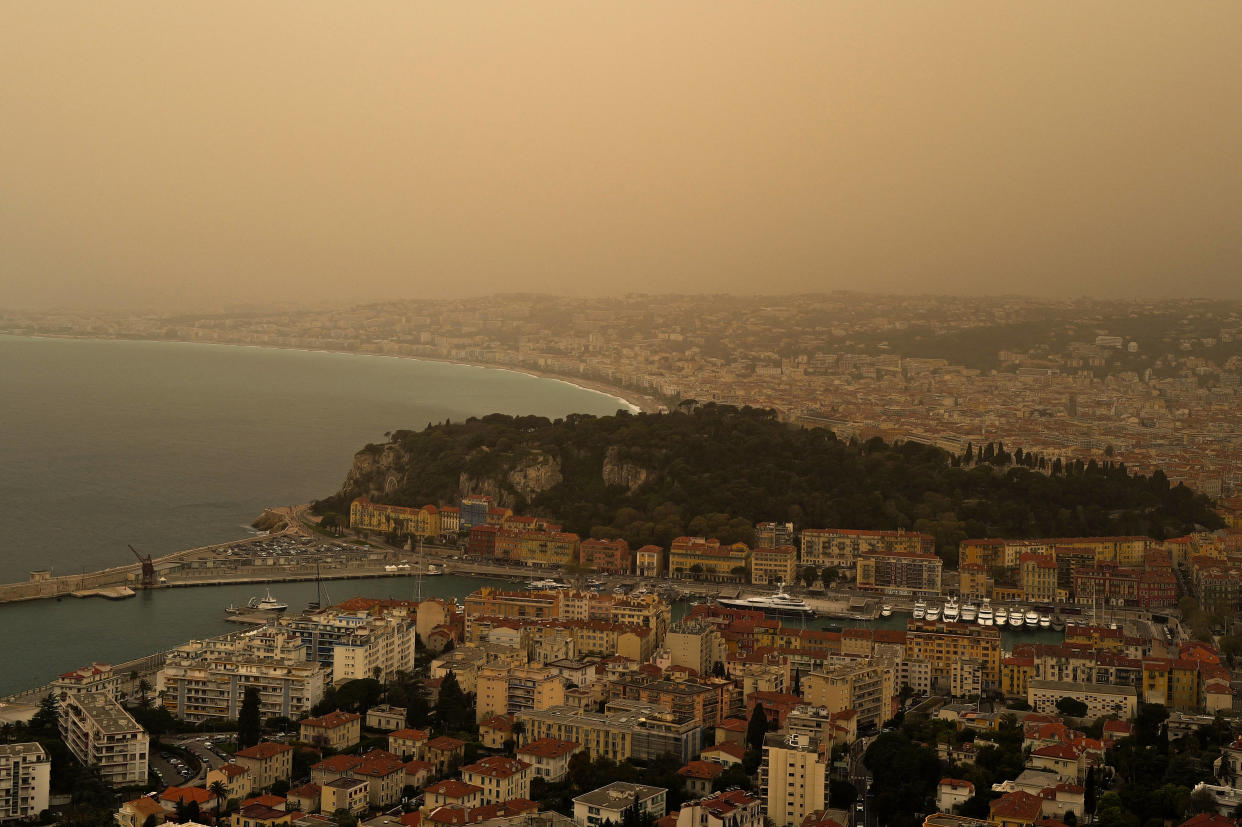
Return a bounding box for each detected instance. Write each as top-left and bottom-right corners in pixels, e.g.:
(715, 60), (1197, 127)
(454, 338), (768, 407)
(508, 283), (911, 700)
(128, 544), (155, 588)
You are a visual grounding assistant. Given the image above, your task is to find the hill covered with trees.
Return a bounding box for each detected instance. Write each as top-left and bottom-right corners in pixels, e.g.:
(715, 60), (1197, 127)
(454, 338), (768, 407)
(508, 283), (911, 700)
(315, 404), (1221, 561)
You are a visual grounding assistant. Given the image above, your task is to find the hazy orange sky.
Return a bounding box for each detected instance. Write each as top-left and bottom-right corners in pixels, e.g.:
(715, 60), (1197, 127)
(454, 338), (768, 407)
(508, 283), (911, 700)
(3, 2), (1240, 311)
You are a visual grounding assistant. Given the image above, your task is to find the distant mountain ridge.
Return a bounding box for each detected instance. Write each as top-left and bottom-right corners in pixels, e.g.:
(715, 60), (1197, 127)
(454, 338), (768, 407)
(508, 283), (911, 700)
(316, 404), (1222, 560)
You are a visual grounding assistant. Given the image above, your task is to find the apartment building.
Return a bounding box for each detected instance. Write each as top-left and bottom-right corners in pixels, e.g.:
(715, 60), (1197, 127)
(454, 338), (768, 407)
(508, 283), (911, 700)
(670, 790), (762, 827)
(159, 638), (326, 724)
(785, 705), (858, 748)
(350, 497), (441, 538)
(322, 777), (369, 818)
(465, 589), (562, 624)
(60, 693), (149, 787)
(855, 550), (942, 595)
(1027, 679), (1139, 719)
(517, 738), (583, 783)
(1020, 554), (1058, 603)
(668, 537), (751, 583)
(904, 622), (1002, 692)
(573, 782), (667, 827)
(518, 702), (703, 764)
(580, 539), (632, 574)
(606, 675), (729, 727)
(801, 660), (892, 731)
(476, 665), (566, 722)
(665, 620), (724, 675)
(751, 546), (798, 586)
(760, 733), (828, 827)
(53, 663), (122, 702)
(635, 545), (665, 578)
(801, 528), (934, 570)
(0, 743), (49, 822)
(755, 523), (795, 549)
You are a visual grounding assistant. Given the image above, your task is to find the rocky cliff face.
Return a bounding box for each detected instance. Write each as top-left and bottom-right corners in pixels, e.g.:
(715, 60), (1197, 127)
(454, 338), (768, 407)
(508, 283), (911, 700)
(344, 445), (406, 499)
(602, 445), (652, 492)
(459, 451), (563, 507)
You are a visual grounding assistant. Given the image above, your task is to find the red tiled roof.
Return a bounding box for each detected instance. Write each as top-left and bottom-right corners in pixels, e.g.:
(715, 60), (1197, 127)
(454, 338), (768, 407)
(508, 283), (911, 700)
(313, 755), (362, 773)
(161, 786), (215, 805)
(990, 790), (1044, 821)
(240, 794), (286, 809)
(427, 736), (466, 752)
(461, 756), (531, 780)
(426, 780), (483, 798)
(236, 742), (294, 760)
(300, 710), (361, 730)
(679, 760), (725, 780)
(518, 738), (582, 759)
(391, 728), (430, 741)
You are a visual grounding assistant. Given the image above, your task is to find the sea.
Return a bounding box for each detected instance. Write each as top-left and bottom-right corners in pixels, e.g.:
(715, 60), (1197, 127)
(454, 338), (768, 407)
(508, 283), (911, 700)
(0, 334), (630, 695)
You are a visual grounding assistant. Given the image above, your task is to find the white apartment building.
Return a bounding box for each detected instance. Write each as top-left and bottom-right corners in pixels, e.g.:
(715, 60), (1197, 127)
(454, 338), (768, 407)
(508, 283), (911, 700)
(0, 743), (50, 822)
(158, 632), (326, 723)
(332, 617), (418, 684)
(59, 693), (149, 787)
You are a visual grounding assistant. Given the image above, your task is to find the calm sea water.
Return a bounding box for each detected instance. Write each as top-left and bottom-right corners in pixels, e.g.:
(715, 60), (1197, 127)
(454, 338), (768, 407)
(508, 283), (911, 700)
(0, 335), (628, 582)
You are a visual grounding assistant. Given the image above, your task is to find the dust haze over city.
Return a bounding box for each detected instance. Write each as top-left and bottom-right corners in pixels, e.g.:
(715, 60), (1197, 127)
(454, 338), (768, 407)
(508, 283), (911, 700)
(7, 6), (1242, 827)
(3, 2), (1241, 311)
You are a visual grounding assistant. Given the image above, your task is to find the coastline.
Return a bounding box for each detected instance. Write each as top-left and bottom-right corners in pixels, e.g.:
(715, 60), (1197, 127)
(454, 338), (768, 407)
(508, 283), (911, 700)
(6, 332), (664, 415)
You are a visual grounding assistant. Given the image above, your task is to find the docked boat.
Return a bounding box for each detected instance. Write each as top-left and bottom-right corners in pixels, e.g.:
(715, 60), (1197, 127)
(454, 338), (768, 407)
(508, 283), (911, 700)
(1009, 608), (1025, 628)
(942, 598), (960, 623)
(976, 604), (993, 626)
(993, 607), (1008, 626)
(880, 604), (893, 618)
(529, 578), (569, 590)
(426, 564), (443, 576)
(961, 602), (978, 623)
(225, 603), (242, 614)
(925, 605), (941, 622)
(247, 588), (287, 612)
(1025, 609), (1040, 626)
(717, 585), (818, 618)
(586, 578), (605, 588)
(912, 600), (927, 620)
(1039, 613), (1052, 628)
(1051, 617), (1066, 632)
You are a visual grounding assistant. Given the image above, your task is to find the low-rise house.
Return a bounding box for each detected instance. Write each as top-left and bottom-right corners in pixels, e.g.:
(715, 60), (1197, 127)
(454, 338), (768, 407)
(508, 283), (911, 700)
(287, 783), (322, 815)
(936, 779), (974, 813)
(207, 763), (255, 805)
(423, 780), (483, 813)
(425, 737), (466, 775)
(301, 711), (362, 752)
(239, 793), (287, 810)
(669, 790), (761, 827)
(678, 761), (724, 797)
(160, 786), (217, 814)
(389, 728), (430, 761)
(479, 715), (514, 750)
(989, 790), (1044, 827)
(117, 796), (168, 827)
(322, 777), (370, 818)
(367, 705), (408, 732)
(517, 738), (582, 783)
(312, 755), (364, 786)
(460, 756), (533, 806)
(236, 743), (295, 791)
(573, 782), (668, 827)
(700, 742), (745, 767)
(1028, 744), (1085, 783)
(351, 754), (408, 808)
(715, 718), (748, 746)
(403, 760), (435, 791)
(232, 803), (292, 827)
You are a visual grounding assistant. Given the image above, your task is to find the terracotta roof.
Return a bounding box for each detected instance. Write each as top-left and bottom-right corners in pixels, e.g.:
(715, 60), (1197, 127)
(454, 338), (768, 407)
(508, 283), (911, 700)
(1033, 743), (1080, 760)
(461, 756), (531, 780)
(990, 790), (1044, 821)
(215, 763), (250, 779)
(480, 715), (514, 732)
(426, 780), (483, 798)
(161, 786), (215, 805)
(702, 742), (746, 760)
(679, 760), (725, 780)
(717, 718), (748, 732)
(313, 755), (363, 773)
(300, 710), (361, 729)
(240, 794), (287, 809)
(236, 803), (289, 821)
(122, 797), (166, 818)
(237, 742), (295, 760)
(288, 783), (322, 799)
(404, 759), (435, 775)
(427, 736), (466, 752)
(391, 728), (430, 741)
(939, 778), (975, 791)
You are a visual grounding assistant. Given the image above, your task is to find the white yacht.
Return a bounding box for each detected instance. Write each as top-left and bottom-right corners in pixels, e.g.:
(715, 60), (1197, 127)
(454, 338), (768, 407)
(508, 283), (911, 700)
(912, 599), (927, 620)
(1039, 613), (1052, 628)
(925, 604), (941, 622)
(880, 604), (893, 618)
(993, 607), (1008, 626)
(247, 588), (287, 612)
(529, 578), (569, 590)
(717, 584), (817, 618)
(961, 602), (978, 623)
(942, 598), (960, 623)
(1025, 609), (1040, 627)
(426, 564), (443, 576)
(1009, 608), (1025, 628)
(976, 604), (994, 626)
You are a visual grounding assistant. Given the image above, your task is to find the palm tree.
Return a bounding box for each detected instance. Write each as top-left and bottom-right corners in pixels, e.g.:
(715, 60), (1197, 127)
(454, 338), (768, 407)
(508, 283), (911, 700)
(511, 720), (527, 748)
(209, 780), (230, 821)
(137, 678), (152, 709)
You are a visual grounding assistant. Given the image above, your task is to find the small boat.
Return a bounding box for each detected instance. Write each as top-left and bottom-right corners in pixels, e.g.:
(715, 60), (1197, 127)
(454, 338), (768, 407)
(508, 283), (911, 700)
(880, 604), (893, 618)
(993, 607), (1008, 626)
(529, 578), (568, 590)
(225, 603), (243, 614)
(976, 604), (993, 626)
(587, 578), (604, 588)
(426, 564), (443, 576)
(247, 588), (287, 612)
(1009, 608), (1025, 628)
(912, 600), (927, 620)
(1039, 613), (1052, 628)
(942, 598), (960, 623)
(1025, 609), (1040, 626)
(961, 602), (978, 622)
(925, 605), (941, 622)
(1051, 617), (1066, 632)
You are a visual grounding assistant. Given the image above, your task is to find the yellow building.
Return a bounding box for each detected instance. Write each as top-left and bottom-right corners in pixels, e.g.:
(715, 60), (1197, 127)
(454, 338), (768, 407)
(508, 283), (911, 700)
(476, 665), (566, 723)
(904, 622), (1001, 692)
(1020, 553), (1058, 603)
(856, 550), (942, 596)
(959, 565), (991, 601)
(299, 711), (361, 752)
(751, 546), (798, 586)
(801, 529), (934, 569)
(350, 498), (441, 537)
(801, 659), (892, 730)
(669, 537), (752, 583)
(759, 733), (828, 827)
(636, 545), (666, 578)
(465, 589), (562, 623)
(516, 531), (581, 567)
